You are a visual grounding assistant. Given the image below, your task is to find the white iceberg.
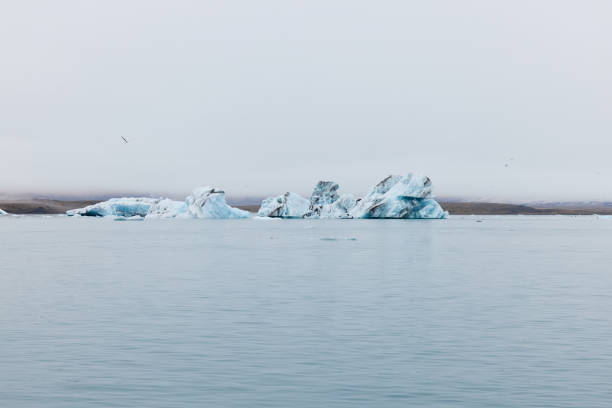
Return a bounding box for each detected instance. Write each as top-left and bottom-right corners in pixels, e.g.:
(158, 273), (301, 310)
(146, 198), (188, 219)
(182, 187), (250, 219)
(257, 192), (310, 218)
(0, 208), (7, 216)
(67, 187), (250, 219)
(257, 173), (447, 219)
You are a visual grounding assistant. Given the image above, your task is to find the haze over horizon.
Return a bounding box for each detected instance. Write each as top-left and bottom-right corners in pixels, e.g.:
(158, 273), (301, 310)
(1, 1), (611, 201)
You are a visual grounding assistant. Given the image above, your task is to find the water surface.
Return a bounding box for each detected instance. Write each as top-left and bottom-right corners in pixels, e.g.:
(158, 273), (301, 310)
(1, 216), (611, 407)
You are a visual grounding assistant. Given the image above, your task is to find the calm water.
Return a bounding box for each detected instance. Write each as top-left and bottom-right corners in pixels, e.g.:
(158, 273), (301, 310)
(1, 215), (611, 407)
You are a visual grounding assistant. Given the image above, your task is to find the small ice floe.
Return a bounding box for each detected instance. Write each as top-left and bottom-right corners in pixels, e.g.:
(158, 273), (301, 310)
(253, 216), (281, 221)
(0, 208), (7, 216)
(320, 237), (357, 241)
(595, 215), (612, 220)
(114, 216), (145, 222)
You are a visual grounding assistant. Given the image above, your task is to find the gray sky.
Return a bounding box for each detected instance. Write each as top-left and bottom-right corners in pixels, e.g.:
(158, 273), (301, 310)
(1, 0), (611, 201)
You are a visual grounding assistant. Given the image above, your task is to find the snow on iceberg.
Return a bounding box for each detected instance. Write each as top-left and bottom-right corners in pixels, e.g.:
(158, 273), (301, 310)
(257, 192), (310, 218)
(258, 173), (448, 219)
(67, 187), (250, 219)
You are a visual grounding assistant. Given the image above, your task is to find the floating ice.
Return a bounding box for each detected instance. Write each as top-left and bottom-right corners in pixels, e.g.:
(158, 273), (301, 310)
(307, 181), (340, 217)
(114, 216), (145, 222)
(304, 181), (356, 219)
(67, 187), (250, 219)
(351, 174), (447, 219)
(0, 208), (7, 216)
(182, 187), (250, 219)
(66, 197), (158, 217)
(258, 173), (447, 219)
(320, 237), (358, 241)
(257, 192), (309, 218)
(146, 198), (188, 219)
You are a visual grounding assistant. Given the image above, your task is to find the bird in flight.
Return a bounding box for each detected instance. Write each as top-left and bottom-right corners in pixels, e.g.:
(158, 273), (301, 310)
(121, 136), (128, 144)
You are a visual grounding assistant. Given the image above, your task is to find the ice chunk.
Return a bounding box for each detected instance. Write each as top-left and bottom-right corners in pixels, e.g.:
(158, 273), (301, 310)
(350, 174), (447, 219)
(258, 182), (356, 219)
(67, 186), (250, 219)
(66, 197), (159, 217)
(352, 197), (447, 219)
(257, 173), (447, 219)
(184, 187), (250, 219)
(306, 181), (340, 217)
(0, 208), (7, 216)
(114, 216), (145, 222)
(304, 181), (356, 219)
(146, 198), (188, 219)
(327, 194), (357, 218)
(257, 192), (309, 218)
(369, 174), (432, 199)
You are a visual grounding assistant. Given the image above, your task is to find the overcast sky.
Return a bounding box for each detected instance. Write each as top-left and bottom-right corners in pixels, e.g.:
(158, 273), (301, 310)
(1, 0), (610, 201)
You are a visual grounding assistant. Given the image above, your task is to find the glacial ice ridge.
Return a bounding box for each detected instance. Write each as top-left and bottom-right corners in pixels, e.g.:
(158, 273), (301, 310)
(67, 187), (250, 219)
(258, 174), (448, 219)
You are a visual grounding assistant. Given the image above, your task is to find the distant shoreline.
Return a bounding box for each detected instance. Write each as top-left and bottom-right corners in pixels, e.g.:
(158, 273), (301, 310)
(3, 199), (612, 216)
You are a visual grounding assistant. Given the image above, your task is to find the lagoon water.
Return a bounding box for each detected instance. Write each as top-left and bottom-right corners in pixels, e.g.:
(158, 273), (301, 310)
(1, 215), (611, 407)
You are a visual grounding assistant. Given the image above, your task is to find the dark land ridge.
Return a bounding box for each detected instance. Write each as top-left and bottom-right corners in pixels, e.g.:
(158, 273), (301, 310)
(2, 199), (612, 215)
(0, 200), (99, 215)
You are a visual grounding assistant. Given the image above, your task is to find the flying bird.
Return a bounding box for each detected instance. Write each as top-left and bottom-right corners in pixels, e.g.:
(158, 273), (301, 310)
(121, 136), (128, 144)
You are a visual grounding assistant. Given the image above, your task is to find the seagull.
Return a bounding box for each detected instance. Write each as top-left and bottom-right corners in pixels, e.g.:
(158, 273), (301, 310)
(121, 136), (128, 144)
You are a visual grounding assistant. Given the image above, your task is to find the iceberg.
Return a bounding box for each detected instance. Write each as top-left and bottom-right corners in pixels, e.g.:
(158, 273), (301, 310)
(350, 174), (448, 219)
(66, 197), (158, 217)
(67, 187), (250, 219)
(181, 187), (250, 219)
(303, 181), (357, 219)
(0, 208), (7, 216)
(146, 198), (188, 219)
(303, 181), (355, 219)
(257, 173), (448, 219)
(257, 192), (310, 218)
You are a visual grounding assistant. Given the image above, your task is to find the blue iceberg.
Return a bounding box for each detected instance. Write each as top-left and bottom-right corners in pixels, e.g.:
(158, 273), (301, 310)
(67, 187), (250, 219)
(350, 174), (448, 219)
(258, 173), (448, 219)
